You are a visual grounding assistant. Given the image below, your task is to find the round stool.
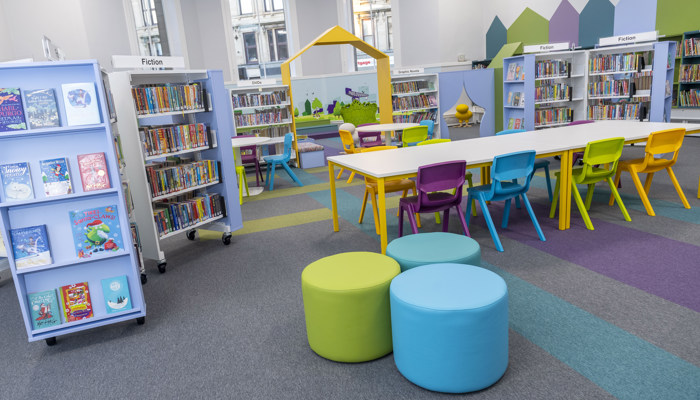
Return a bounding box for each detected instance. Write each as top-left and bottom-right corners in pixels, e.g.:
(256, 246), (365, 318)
(386, 232), (480, 272)
(390, 263), (508, 393)
(301, 252), (400, 362)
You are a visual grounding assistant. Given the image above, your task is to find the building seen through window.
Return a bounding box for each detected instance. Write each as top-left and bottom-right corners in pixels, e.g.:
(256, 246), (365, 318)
(352, 0), (393, 71)
(131, 0), (166, 56)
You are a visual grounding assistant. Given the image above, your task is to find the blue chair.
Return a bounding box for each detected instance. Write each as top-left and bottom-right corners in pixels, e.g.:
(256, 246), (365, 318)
(495, 129), (553, 202)
(263, 133), (303, 191)
(419, 120), (435, 139)
(466, 150), (546, 252)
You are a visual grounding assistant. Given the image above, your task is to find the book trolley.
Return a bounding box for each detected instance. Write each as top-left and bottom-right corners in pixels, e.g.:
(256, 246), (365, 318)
(0, 60), (146, 345)
(108, 69), (242, 274)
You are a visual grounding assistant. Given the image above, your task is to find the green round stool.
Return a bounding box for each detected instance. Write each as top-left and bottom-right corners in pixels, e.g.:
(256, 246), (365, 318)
(301, 252), (400, 362)
(386, 232), (481, 272)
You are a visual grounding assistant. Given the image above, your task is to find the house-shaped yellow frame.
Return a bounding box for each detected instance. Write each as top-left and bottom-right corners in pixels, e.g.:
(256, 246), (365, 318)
(281, 25), (392, 162)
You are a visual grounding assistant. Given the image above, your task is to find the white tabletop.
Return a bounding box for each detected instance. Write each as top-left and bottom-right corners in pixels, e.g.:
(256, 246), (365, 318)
(354, 123), (419, 132)
(231, 136), (271, 147)
(327, 121), (700, 178)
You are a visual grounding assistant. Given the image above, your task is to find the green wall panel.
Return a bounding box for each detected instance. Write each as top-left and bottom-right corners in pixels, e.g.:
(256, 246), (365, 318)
(656, 0), (700, 37)
(579, 0), (614, 48)
(486, 17), (508, 60)
(507, 8), (549, 46)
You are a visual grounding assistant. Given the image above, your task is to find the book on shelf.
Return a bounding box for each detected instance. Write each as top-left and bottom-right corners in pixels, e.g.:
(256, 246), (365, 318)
(1, 162), (34, 201)
(231, 90), (286, 108)
(28, 289), (62, 330)
(10, 225), (52, 269)
(140, 123), (210, 156)
(101, 275), (132, 314)
(39, 157), (73, 196)
(507, 118), (514, 129)
(61, 82), (101, 126)
(513, 118), (522, 129)
(77, 152), (110, 192)
(153, 193), (224, 236)
(145, 159), (219, 198)
(506, 63), (517, 80)
(69, 205), (124, 259)
(131, 82), (207, 115)
(24, 88), (60, 129)
(0, 88), (27, 132)
(59, 282), (93, 322)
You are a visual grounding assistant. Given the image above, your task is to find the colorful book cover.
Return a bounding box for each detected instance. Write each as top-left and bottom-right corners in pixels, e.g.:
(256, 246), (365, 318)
(101, 275), (132, 314)
(59, 282), (93, 322)
(0, 88), (27, 132)
(28, 289), (62, 329)
(69, 205), (124, 258)
(10, 225), (52, 269)
(77, 152), (110, 192)
(40, 157), (72, 196)
(61, 82), (101, 126)
(24, 88), (60, 129)
(514, 118), (522, 129)
(507, 118), (514, 129)
(0, 162), (34, 201)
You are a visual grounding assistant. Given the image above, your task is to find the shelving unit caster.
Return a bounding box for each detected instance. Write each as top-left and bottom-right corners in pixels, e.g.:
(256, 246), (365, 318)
(140, 273), (147, 284)
(157, 262), (167, 274)
(186, 229), (197, 241)
(136, 317), (145, 325)
(45, 337), (57, 346)
(222, 233), (232, 245)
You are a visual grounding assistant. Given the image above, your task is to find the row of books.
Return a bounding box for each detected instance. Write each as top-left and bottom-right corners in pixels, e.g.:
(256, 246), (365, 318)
(506, 63), (525, 81)
(153, 193), (225, 237)
(534, 107), (573, 127)
(683, 38), (700, 57)
(391, 80), (432, 95)
(506, 91), (525, 107)
(535, 60), (570, 78)
(231, 91), (287, 108)
(26, 275), (132, 331)
(588, 78), (631, 97)
(632, 71), (653, 90)
(392, 112), (436, 124)
(237, 125), (289, 138)
(131, 83), (206, 115)
(677, 89), (700, 107)
(392, 94), (437, 110)
(506, 118), (523, 130)
(679, 64), (700, 83)
(140, 123), (210, 157)
(0, 153), (110, 202)
(234, 109), (289, 127)
(0, 83), (101, 133)
(587, 103), (643, 120)
(145, 159), (219, 198)
(535, 84), (571, 102)
(589, 52), (646, 74)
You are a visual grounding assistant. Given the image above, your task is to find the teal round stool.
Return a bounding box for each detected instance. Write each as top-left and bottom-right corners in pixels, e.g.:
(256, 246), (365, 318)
(301, 252), (400, 362)
(386, 232), (481, 272)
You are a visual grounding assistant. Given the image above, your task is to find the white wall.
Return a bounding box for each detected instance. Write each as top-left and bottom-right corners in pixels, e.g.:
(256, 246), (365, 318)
(287, 0), (344, 77)
(0, 1), (14, 61)
(80, 0), (133, 70)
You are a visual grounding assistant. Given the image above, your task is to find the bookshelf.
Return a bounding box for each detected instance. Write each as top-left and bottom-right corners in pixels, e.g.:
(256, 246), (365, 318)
(391, 74), (440, 138)
(108, 69), (242, 274)
(0, 60), (146, 345)
(533, 50), (586, 129)
(503, 55), (534, 130)
(677, 31), (700, 109)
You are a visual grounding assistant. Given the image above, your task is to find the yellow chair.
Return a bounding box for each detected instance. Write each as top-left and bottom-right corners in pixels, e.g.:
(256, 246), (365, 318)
(358, 146), (421, 235)
(232, 147), (250, 203)
(401, 125), (429, 147)
(697, 175), (699, 199)
(609, 128), (690, 216)
(336, 129), (362, 183)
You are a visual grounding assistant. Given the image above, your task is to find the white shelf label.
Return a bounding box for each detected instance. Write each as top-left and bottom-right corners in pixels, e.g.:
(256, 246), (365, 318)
(111, 55), (185, 69)
(524, 42), (570, 53)
(237, 79), (277, 87)
(598, 31), (657, 47)
(393, 68), (424, 75)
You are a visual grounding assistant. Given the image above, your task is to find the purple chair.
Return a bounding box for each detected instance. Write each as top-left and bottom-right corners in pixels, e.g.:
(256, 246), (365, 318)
(233, 135), (264, 186)
(568, 120), (595, 165)
(398, 161), (470, 237)
(357, 123), (383, 148)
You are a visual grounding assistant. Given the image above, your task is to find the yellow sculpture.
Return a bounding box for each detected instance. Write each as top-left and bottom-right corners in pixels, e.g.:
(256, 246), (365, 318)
(455, 104), (473, 127)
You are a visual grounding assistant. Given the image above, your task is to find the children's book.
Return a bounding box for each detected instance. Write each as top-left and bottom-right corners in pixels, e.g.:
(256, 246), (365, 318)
(0, 162), (34, 201)
(24, 88), (60, 129)
(514, 118), (522, 129)
(0, 88), (27, 132)
(507, 63), (517, 80)
(101, 275), (132, 314)
(59, 282), (93, 322)
(507, 118), (514, 129)
(61, 82), (101, 126)
(28, 289), (62, 329)
(40, 157), (72, 196)
(10, 225), (52, 269)
(69, 205), (124, 258)
(77, 152), (110, 192)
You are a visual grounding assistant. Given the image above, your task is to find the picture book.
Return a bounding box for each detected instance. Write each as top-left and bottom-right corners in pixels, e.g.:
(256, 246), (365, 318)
(40, 157), (72, 196)
(59, 282), (93, 322)
(61, 82), (101, 126)
(0, 88), (27, 132)
(24, 88), (60, 129)
(69, 205), (124, 258)
(514, 118), (522, 129)
(507, 63), (517, 81)
(507, 118), (514, 129)
(0, 162), (34, 201)
(77, 152), (110, 192)
(28, 289), (62, 330)
(10, 225), (52, 269)
(101, 275), (132, 314)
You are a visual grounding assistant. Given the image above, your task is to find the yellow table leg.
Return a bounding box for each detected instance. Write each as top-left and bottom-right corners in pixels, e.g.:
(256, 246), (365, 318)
(377, 177), (388, 254)
(559, 150), (572, 230)
(480, 166), (490, 185)
(328, 162), (339, 232)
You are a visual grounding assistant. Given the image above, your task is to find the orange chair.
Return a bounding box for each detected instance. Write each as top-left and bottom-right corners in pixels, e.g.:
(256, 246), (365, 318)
(609, 128), (690, 216)
(336, 129), (362, 183)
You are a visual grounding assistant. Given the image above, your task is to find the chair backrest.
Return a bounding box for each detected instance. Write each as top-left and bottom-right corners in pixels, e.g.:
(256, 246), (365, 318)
(232, 134), (258, 162)
(642, 128), (685, 169)
(402, 125), (429, 146)
(568, 120), (594, 126)
(575, 137), (625, 184)
(419, 120), (435, 138)
(415, 161), (467, 211)
(487, 150), (536, 201)
(338, 129), (357, 154)
(358, 130), (383, 147)
(495, 128), (526, 136)
(417, 138), (451, 146)
(281, 133), (294, 161)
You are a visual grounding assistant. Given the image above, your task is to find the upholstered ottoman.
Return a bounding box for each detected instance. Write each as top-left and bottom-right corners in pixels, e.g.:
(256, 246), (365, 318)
(390, 263), (508, 393)
(386, 232), (481, 272)
(301, 252), (400, 362)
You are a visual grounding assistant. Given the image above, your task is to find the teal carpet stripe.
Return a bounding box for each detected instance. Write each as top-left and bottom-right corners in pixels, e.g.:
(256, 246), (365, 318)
(268, 167), (324, 187)
(481, 260), (700, 400)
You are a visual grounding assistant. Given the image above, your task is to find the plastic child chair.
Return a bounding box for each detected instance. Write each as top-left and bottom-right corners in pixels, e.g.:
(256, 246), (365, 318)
(466, 150), (546, 252)
(358, 146), (421, 235)
(609, 128), (690, 216)
(232, 134), (264, 186)
(419, 120), (435, 139)
(401, 125), (429, 147)
(496, 128), (553, 202)
(549, 137), (630, 230)
(358, 130), (383, 148)
(232, 147), (250, 203)
(336, 129), (362, 183)
(568, 120), (595, 165)
(262, 133), (303, 191)
(398, 160), (471, 237)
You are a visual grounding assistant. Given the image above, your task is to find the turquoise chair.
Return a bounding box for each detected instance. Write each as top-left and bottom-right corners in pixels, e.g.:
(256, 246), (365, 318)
(419, 120), (435, 139)
(466, 150), (546, 252)
(263, 133), (303, 191)
(496, 128), (553, 202)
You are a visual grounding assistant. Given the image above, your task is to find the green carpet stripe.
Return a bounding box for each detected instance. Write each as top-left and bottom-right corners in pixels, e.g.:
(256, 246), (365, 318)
(242, 179), (364, 201)
(198, 208), (332, 238)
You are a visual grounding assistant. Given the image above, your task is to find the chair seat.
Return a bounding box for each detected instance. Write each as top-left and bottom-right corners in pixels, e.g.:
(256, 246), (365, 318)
(263, 154), (286, 162)
(400, 192), (455, 213)
(366, 178), (415, 192)
(467, 181), (521, 195)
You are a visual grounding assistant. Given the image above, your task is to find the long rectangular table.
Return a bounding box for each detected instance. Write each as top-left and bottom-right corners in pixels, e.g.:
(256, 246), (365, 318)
(327, 121), (700, 253)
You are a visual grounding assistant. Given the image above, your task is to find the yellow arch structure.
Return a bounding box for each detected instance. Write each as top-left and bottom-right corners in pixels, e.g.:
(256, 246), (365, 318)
(281, 25), (392, 162)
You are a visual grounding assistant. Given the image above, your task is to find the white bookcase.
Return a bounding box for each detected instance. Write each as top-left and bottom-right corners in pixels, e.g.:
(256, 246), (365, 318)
(534, 50), (587, 129)
(391, 73), (440, 138)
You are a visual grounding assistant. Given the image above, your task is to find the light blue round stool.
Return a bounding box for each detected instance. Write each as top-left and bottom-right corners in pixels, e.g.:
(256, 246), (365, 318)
(386, 232), (480, 272)
(390, 263), (508, 393)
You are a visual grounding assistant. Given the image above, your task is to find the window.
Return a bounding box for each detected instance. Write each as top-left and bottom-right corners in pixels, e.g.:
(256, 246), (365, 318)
(267, 28), (288, 61)
(361, 19), (374, 46)
(264, 0), (284, 12)
(352, 0), (393, 71)
(131, 0), (166, 56)
(141, 0), (157, 26)
(239, 0), (254, 15)
(243, 32), (258, 64)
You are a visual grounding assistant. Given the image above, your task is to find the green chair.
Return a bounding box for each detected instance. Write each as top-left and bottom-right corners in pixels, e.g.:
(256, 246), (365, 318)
(232, 146), (250, 203)
(402, 125), (429, 147)
(549, 137), (631, 230)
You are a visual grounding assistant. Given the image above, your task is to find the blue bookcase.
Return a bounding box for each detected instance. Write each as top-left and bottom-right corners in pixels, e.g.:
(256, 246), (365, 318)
(0, 60), (146, 345)
(503, 55), (535, 131)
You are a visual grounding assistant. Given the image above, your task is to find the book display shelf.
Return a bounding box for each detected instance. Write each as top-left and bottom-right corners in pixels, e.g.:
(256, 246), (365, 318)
(391, 74), (440, 137)
(678, 31), (700, 109)
(503, 55), (535, 130)
(108, 69), (242, 274)
(0, 60), (146, 345)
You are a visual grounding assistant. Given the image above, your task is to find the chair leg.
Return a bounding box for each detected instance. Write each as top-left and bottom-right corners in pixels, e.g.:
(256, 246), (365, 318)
(406, 205), (419, 234)
(543, 164), (553, 202)
(465, 194), (474, 227)
(336, 168), (345, 180)
(606, 177), (631, 222)
(268, 163), (277, 191)
(629, 169), (655, 216)
(411, 186), (422, 228)
(697, 175), (700, 199)
(238, 171), (244, 204)
(512, 179), (521, 209)
(465, 174), (477, 216)
(478, 196), (504, 252)
(359, 188), (369, 224)
(643, 172), (654, 194)
(254, 161), (261, 187)
(243, 173), (250, 197)
(454, 205), (470, 237)
(397, 189), (407, 217)
(501, 198), (511, 229)
(521, 193), (546, 242)
(442, 209), (450, 232)
(584, 184), (595, 211)
(550, 173), (561, 219)
(369, 189), (380, 236)
(346, 172), (356, 184)
(667, 167), (691, 209)
(281, 162), (303, 187)
(572, 182), (594, 230)
(398, 203), (405, 237)
(609, 169), (622, 206)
